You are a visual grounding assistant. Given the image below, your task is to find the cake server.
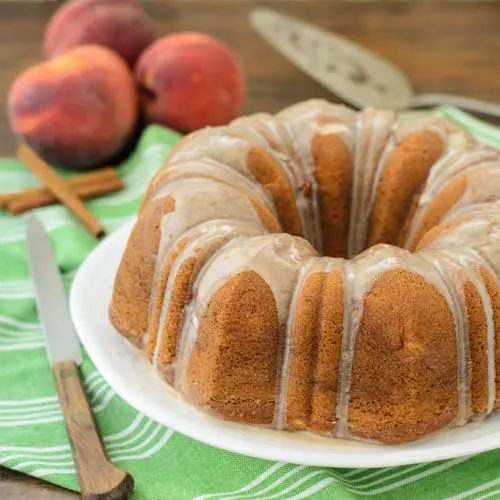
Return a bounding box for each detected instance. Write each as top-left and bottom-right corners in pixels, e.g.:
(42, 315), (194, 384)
(250, 8), (500, 119)
(26, 216), (133, 500)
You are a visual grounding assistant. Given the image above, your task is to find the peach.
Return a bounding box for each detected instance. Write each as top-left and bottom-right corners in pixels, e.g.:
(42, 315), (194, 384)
(136, 33), (246, 133)
(8, 45), (138, 169)
(44, 0), (156, 67)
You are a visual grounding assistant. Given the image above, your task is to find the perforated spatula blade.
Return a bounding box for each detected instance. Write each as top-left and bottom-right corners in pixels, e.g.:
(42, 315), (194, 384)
(250, 8), (413, 109)
(250, 8), (500, 119)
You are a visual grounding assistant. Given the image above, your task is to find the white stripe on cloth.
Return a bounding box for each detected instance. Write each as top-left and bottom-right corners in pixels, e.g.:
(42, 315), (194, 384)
(194, 463), (288, 500)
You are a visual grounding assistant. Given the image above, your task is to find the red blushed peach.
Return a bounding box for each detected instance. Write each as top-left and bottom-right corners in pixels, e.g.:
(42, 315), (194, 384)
(44, 0), (156, 67)
(8, 45), (138, 169)
(136, 33), (246, 133)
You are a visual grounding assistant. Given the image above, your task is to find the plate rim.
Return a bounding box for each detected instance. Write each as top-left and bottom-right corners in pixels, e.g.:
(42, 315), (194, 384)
(69, 219), (500, 468)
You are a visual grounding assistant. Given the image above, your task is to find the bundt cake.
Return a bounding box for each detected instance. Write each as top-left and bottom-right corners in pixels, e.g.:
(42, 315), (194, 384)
(110, 99), (500, 444)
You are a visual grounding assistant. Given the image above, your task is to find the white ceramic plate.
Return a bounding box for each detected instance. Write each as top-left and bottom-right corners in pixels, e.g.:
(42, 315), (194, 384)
(70, 219), (500, 468)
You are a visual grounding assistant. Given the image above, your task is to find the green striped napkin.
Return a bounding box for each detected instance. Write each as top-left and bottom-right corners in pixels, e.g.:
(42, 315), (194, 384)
(2, 107), (500, 500)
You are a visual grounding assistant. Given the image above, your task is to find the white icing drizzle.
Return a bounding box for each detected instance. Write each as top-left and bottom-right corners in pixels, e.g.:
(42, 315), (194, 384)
(423, 144), (497, 202)
(418, 250), (470, 425)
(167, 127), (257, 175)
(153, 178), (270, 280)
(229, 113), (313, 242)
(416, 212), (500, 416)
(275, 258), (314, 429)
(173, 234), (317, 394)
(335, 245), (467, 437)
(348, 109), (395, 258)
(404, 142), (500, 248)
(145, 177), (277, 347)
(160, 126), (304, 233)
(147, 220), (242, 346)
(227, 100), (360, 254)
(148, 159), (275, 212)
(411, 161), (500, 237)
(362, 115), (461, 254)
(456, 163), (500, 203)
(277, 107), (323, 253)
(423, 213), (500, 253)
(463, 249), (497, 415)
(171, 234), (251, 393)
(468, 219), (500, 405)
(336, 246), (407, 439)
(442, 202), (500, 224)
(451, 249), (495, 415)
(277, 100), (357, 254)
(151, 220), (264, 375)
(335, 259), (355, 438)
(275, 257), (339, 429)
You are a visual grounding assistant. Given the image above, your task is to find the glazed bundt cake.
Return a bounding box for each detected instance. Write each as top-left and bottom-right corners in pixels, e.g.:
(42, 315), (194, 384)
(110, 99), (500, 444)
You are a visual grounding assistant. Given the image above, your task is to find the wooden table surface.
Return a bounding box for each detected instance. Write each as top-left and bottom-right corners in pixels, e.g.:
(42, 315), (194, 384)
(1, 0), (500, 497)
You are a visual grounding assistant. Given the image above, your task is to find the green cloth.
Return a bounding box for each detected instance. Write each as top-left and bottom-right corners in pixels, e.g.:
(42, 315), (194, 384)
(2, 107), (500, 500)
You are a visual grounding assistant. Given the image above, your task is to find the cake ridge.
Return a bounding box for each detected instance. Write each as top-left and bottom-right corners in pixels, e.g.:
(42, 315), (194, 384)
(176, 234), (317, 394)
(228, 114), (310, 239)
(416, 212), (500, 417)
(442, 202), (500, 223)
(276, 256), (339, 430)
(169, 233), (258, 392)
(448, 249), (495, 415)
(277, 106), (322, 253)
(418, 216), (500, 417)
(417, 250), (470, 425)
(148, 158), (276, 211)
(151, 220), (265, 377)
(277, 100), (356, 254)
(151, 177), (278, 281)
(404, 144), (500, 249)
(335, 259), (356, 439)
(159, 125), (303, 238)
(275, 257), (312, 430)
(348, 108), (395, 258)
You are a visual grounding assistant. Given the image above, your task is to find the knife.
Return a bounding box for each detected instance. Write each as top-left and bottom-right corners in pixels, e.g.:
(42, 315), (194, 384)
(250, 8), (500, 120)
(26, 216), (133, 500)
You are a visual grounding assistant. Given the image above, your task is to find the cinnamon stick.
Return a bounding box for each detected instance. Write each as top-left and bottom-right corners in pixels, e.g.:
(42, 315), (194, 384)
(8, 176), (124, 214)
(1, 168), (122, 209)
(0, 193), (13, 208)
(17, 145), (106, 238)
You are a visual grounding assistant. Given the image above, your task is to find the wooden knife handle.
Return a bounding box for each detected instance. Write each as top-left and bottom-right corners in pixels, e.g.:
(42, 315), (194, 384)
(53, 361), (134, 500)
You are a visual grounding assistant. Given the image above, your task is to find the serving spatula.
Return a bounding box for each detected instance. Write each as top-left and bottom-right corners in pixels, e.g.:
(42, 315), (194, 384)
(250, 8), (500, 119)
(26, 217), (133, 500)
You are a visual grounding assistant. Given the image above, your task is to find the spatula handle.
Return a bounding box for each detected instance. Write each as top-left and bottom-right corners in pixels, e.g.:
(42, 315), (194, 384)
(53, 361), (134, 500)
(411, 93), (500, 121)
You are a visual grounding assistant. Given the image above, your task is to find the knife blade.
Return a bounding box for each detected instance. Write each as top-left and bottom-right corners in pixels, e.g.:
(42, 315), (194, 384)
(26, 216), (133, 500)
(26, 216), (83, 366)
(249, 8), (413, 110)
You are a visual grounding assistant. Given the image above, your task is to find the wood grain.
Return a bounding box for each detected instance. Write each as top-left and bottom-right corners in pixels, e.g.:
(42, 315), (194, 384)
(52, 361), (134, 500)
(1, 0), (500, 160)
(0, 0), (499, 497)
(0, 467), (78, 500)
